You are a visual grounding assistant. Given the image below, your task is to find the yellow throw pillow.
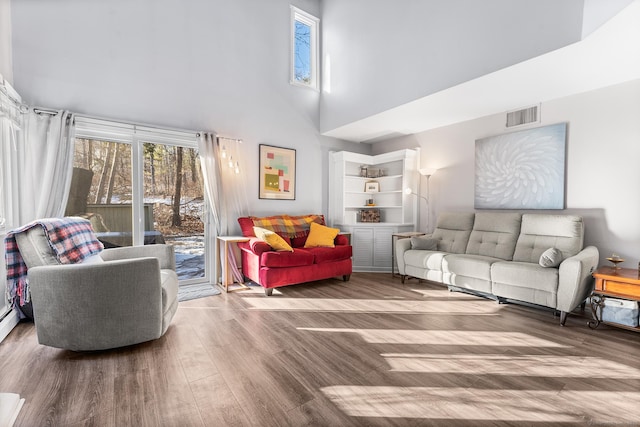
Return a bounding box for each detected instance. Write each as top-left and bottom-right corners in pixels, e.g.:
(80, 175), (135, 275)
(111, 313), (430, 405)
(304, 222), (340, 248)
(253, 226), (293, 252)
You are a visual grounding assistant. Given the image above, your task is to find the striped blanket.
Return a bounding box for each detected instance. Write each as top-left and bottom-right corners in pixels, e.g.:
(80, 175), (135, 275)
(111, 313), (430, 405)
(251, 214), (325, 238)
(5, 217), (104, 310)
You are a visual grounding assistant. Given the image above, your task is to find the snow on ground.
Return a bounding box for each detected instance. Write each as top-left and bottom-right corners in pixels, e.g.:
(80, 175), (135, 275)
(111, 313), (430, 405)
(167, 235), (205, 280)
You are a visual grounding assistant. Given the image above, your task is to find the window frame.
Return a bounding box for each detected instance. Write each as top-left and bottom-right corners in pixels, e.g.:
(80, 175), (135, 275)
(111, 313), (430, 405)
(73, 117), (211, 287)
(290, 5), (320, 90)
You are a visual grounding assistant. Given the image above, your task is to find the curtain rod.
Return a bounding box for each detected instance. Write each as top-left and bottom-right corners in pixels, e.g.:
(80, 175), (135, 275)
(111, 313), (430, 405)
(33, 107), (59, 116)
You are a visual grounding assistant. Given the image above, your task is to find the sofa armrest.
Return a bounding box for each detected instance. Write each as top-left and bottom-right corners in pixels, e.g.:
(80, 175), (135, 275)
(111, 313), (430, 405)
(101, 244), (176, 271)
(242, 238), (272, 256)
(335, 234), (349, 246)
(557, 245), (600, 313)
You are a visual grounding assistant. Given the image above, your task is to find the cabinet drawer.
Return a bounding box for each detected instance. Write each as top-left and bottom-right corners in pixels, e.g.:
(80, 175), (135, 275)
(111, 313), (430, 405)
(598, 280), (640, 298)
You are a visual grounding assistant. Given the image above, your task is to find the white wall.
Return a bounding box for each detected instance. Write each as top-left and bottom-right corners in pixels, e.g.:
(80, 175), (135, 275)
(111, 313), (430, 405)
(0, 0), (11, 83)
(375, 79), (640, 268)
(320, 0), (586, 135)
(9, 0), (369, 230)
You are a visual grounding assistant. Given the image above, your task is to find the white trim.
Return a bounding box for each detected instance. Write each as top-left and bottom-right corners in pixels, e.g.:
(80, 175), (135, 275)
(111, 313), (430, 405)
(0, 309), (19, 344)
(290, 5), (320, 90)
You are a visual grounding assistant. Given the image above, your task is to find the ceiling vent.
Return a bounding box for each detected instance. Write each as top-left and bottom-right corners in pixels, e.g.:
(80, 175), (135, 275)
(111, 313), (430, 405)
(506, 105), (540, 128)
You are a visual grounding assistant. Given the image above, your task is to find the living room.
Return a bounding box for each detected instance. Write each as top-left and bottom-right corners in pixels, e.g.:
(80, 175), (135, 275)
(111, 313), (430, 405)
(2, 0), (640, 425)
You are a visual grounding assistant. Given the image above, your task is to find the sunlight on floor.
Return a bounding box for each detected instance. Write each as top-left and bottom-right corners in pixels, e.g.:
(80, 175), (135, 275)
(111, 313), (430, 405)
(298, 328), (567, 347)
(321, 386), (640, 422)
(382, 353), (640, 378)
(243, 298), (500, 314)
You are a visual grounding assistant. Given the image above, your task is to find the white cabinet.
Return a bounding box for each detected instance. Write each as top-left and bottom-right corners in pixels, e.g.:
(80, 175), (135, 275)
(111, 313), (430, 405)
(329, 149), (419, 272)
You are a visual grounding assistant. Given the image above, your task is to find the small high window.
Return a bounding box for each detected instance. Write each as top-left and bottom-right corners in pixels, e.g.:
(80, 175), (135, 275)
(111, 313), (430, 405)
(291, 6), (319, 90)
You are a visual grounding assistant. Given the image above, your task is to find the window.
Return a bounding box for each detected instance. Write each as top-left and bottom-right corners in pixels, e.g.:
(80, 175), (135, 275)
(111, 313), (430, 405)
(68, 118), (208, 284)
(291, 6), (319, 90)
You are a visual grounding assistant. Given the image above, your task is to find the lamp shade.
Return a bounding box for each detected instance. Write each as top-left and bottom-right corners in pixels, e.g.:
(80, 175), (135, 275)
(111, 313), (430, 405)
(419, 167), (437, 177)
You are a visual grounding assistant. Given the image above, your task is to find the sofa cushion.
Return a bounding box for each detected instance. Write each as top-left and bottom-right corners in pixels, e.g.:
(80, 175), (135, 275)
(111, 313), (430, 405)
(304, 222), (340, 248)
(253, 226), (293, 252)
(539, 247), (563, 268)
(431, 212), (475, 254)
(443, 254), (502, 281)
(513, 214), (583, 263)
(491, 261), (559, 294)
(260, 249), (315, 268)
(305, 245), (352, 263)
(465, 212), (521, 260)
(411, 236), (438, 250)
(238, 217), (256, 237)
(404, 250), (447, 271)
(491, 261), (559, 308)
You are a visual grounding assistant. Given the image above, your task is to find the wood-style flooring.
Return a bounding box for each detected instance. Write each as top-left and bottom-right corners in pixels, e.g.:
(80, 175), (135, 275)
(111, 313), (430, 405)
(2, 273), (640, 426)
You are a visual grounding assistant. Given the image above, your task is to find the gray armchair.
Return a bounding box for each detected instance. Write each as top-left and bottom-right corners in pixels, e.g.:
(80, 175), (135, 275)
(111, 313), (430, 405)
(15, 226), (178, 351)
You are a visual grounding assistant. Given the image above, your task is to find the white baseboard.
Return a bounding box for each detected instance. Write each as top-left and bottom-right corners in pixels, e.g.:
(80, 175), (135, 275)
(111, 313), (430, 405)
(0, 310), (19, 343)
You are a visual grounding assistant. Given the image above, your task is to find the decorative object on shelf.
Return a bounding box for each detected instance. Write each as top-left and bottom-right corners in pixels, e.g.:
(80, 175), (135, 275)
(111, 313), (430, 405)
(474, 122), (567, 209)
(606, 253), (625, 269)
(259, 144), (296, 200)
(359, 209), (380, 223)
(359, 165), (368, 177)
(366, 198), (375, 206)
(365, 181), (380, 192)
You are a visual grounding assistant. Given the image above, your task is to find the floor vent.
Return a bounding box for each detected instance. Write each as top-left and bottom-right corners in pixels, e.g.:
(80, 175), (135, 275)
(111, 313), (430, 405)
(506, 105), (539, 128)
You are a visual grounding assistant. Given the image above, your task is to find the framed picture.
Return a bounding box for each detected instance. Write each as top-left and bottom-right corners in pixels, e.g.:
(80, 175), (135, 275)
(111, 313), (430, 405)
(475, 123), (566, 209)
(259, 144), (296, 200)
(364, 181), (380, 192)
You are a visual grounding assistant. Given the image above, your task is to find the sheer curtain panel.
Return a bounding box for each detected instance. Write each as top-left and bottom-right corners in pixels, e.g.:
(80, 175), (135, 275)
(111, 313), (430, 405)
(17, 110), (76, 223)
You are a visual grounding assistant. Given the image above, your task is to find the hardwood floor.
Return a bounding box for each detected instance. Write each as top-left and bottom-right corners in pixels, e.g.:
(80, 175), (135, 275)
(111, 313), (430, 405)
(2, 273), (640, 426)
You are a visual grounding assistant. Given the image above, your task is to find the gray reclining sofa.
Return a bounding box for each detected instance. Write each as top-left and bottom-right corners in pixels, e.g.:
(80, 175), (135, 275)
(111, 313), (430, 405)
(396, 212), (599, 325)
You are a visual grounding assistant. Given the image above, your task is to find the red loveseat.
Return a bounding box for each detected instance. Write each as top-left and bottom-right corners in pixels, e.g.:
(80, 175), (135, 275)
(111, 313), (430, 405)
(237, 215), (352, 295)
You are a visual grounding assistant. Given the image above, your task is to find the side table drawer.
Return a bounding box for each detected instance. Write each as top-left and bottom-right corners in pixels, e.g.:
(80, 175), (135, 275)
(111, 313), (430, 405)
(597, 279), (640, 298)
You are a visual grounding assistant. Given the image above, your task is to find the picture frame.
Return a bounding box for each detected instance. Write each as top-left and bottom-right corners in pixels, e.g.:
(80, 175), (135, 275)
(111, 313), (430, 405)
(474, 123), (566, 209)
(364, 181), (380, 192)
(259, 144), (296, 200)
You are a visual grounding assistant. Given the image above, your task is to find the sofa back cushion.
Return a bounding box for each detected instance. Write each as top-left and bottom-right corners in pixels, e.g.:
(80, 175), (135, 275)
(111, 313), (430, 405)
(237, 214), (326, 246)
(513, 214), (584, 263)
(431, 212), (475, 254)
(465, 212), (521, 260)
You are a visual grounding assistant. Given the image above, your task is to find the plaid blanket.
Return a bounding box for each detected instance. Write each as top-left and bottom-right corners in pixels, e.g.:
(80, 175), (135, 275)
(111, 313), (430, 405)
(5, 217), (104, 310)
(251, 214), (325, 238)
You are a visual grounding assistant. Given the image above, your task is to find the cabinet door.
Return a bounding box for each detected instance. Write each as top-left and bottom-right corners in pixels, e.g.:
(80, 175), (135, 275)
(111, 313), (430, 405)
(352, 227), (374, 268)
(373, 227), (394, 268)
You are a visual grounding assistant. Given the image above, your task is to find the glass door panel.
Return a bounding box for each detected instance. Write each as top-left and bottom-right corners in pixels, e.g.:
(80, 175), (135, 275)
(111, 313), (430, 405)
(66, 138), (133, 247)
(143, 143), (205, 281)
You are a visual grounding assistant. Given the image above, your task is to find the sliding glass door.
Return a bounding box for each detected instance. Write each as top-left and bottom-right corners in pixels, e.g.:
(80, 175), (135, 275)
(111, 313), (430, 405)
(66, 118), (208, 284)
(142, 142), (205, 281)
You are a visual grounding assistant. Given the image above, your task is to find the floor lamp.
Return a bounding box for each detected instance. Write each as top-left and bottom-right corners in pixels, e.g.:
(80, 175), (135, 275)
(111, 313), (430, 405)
(405, 168), (437, 233)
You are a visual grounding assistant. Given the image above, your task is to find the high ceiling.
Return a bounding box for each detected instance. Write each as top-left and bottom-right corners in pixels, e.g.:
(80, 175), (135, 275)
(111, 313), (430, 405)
(323, 1), (640, 143)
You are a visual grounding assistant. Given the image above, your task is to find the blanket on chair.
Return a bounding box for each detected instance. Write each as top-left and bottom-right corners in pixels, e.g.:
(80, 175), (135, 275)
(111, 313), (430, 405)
(4, 217), (104, 309)
(250, 214), (325, 238)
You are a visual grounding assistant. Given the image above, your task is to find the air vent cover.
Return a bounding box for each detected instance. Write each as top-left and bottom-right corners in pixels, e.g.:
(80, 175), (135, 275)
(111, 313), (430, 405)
(506, 105), (539, 128)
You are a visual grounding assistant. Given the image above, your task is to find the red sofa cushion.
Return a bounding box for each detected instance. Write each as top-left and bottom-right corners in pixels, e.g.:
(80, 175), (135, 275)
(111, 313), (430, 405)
(260, 249), (315, 268)
(305, 245), (352, 264)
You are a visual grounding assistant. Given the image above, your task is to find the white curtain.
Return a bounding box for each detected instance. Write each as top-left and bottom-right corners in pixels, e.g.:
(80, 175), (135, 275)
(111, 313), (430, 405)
(15, 110), (76, 224)
(0, 88), (23, 230)
(198, 133), (249, 236)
